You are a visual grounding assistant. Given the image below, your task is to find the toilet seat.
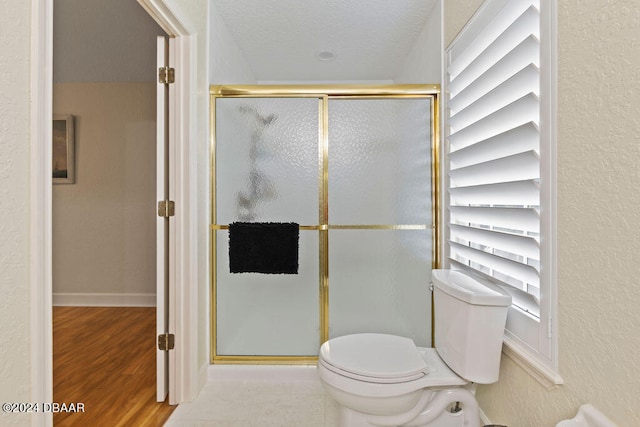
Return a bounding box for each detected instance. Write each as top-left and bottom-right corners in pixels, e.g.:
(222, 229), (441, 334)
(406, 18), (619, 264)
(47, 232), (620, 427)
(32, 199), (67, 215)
(319, 334), (430, 383)
(319, 334), (467, 389)
(318, 357), (428, 384)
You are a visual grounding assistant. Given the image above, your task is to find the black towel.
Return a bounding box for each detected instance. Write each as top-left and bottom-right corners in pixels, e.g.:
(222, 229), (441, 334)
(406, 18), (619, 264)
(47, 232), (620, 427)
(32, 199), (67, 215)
(228, 222), (299, 274)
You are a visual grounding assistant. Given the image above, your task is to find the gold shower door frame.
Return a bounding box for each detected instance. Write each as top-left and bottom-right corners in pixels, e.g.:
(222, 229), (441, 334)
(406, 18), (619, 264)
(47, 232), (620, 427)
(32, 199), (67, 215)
(210, 85), (441, 364)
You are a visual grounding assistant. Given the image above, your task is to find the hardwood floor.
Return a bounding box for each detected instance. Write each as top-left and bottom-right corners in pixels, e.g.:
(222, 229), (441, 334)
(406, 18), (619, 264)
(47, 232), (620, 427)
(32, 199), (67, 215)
(53, 306), (175, 426)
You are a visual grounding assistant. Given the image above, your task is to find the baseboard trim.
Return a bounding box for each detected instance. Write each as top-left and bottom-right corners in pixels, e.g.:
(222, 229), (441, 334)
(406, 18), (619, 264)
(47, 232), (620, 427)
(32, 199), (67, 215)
(199, 363), (208, 390)
(479, 407), (491, 425)
(53, 293), (155, 307)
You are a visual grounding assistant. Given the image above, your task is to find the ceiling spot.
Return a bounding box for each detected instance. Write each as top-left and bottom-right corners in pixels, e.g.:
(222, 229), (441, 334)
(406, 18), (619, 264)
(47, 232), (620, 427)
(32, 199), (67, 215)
(317, 51), (337, 61)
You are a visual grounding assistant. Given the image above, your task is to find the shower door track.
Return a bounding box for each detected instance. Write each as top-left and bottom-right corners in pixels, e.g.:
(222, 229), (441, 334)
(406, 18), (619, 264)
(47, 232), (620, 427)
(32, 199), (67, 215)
(210, 85), (441, 364)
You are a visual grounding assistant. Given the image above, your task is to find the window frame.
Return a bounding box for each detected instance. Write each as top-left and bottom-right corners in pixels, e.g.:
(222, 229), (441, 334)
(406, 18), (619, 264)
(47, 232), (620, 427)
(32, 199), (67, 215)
(443, 0), (561, 387)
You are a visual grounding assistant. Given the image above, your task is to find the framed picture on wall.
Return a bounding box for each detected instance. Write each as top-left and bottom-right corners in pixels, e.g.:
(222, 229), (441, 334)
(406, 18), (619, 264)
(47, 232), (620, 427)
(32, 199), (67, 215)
(53, 114), (75, 184)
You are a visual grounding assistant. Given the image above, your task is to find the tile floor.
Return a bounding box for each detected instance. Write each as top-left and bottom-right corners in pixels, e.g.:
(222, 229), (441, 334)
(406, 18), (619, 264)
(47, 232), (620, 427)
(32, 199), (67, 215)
(164, 365), (339, 427)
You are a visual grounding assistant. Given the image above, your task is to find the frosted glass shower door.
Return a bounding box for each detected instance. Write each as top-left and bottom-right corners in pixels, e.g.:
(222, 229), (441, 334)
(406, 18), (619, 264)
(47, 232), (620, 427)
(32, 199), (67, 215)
(214, 97), (320, 357)
(328, 98), (434, 347)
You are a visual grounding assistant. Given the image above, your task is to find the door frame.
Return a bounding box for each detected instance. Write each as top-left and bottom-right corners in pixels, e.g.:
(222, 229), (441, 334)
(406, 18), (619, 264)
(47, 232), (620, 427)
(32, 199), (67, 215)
(30, 0), (199, 424)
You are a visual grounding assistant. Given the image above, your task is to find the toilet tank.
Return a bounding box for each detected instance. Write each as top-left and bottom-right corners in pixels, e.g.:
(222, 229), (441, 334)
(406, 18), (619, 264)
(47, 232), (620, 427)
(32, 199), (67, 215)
(432, 269), (511, 384)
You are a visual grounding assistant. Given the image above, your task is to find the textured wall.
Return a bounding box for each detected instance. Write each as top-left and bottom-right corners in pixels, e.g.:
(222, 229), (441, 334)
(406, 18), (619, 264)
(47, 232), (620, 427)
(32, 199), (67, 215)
(53, 83), (156, 298)
(0, 0), (32, 425)
(443, 0), (484, 47)
(446, 1), (640, 426)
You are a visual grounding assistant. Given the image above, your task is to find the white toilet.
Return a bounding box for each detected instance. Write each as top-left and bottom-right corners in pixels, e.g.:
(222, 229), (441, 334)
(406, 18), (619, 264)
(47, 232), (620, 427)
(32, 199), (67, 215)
(317, 269), (512, 427)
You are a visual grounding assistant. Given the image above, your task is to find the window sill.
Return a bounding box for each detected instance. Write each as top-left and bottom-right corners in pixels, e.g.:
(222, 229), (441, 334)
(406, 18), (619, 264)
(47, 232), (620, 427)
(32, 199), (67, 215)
(502, 336), (564, 391)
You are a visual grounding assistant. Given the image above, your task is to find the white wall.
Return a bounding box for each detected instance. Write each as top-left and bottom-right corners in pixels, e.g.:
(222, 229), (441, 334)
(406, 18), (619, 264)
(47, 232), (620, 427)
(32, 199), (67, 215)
(209, 1), (257, 84)
(445, 1), (640, 426)
(0, 0), (33, 425)
(394, 0), (442, 84)
(52, 83), (157, 305)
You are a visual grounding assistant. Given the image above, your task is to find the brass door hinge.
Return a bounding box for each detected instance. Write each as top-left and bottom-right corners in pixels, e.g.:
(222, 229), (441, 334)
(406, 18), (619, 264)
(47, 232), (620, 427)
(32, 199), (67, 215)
(158, 66), (175, 84)
(158, 200), (175, 218)
(158, 333), (175, 351)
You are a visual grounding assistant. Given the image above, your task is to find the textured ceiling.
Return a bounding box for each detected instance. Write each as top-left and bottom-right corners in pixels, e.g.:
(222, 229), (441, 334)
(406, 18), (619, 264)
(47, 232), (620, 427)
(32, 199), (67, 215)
(54, 0), (166, 83)
(212, 0), (439, 81)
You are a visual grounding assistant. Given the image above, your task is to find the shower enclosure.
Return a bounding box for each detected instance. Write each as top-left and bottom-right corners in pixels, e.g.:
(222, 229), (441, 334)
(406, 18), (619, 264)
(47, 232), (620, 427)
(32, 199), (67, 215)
(210, 85), (440, 363)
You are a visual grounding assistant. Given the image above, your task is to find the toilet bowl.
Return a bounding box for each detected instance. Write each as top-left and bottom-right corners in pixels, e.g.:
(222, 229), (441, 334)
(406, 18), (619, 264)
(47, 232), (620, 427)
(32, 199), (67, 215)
(317, 270), (512, 427)
(556, 404), (618, 427)
(318, 335), (477, 427)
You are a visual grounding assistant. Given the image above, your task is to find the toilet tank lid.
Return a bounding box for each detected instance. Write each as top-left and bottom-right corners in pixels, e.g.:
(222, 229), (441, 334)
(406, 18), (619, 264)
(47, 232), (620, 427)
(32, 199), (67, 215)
(432, 270), (512, 306)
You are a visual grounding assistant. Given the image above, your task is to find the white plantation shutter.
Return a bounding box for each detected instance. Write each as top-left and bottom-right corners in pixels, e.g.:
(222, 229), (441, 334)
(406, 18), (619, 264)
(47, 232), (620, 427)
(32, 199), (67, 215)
(447, 0), (541, 317)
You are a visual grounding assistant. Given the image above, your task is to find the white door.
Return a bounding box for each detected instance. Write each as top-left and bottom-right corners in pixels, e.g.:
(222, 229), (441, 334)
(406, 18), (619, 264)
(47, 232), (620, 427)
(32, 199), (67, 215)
(157, 35), (176, 402)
